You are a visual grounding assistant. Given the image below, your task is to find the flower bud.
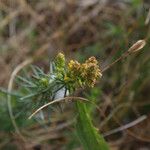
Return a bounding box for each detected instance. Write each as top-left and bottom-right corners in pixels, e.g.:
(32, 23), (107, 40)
(55, 52), (65, 68)
(128, 40), (146, 53)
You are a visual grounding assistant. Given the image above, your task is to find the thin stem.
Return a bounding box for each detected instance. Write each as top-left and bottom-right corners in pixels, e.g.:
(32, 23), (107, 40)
(103, 115), (147, 137)
(102, 52), (129, 73)
(102, 39), (146, 73)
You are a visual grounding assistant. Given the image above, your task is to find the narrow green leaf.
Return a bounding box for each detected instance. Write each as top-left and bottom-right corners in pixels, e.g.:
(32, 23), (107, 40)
(76, 101), (109, 150)
(17, 75), (36, 86)
(0, 87), (21, 97)
(20, 93), (39, 101)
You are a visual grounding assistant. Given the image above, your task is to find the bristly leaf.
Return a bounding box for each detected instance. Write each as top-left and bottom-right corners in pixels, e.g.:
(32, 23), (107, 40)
(31, 65), (45, 77)
(0, 87), (21, 97)
(16, 75), (36, 87)
(20, 93), (39, 101)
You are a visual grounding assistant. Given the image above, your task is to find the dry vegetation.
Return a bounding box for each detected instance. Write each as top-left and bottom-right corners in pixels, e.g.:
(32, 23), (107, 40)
(0, 0), (150, 150)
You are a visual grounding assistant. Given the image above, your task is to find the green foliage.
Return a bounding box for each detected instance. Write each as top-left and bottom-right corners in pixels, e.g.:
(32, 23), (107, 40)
(76, 101), (109, 150)
(131, 0), (142, 8)
(0, 93), (13, 131)
(0, 53), (108, 150)
(84, 87), (101, 115)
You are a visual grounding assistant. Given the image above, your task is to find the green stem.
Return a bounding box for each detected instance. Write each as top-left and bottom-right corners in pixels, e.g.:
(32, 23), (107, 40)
(76, 101), (109, 150)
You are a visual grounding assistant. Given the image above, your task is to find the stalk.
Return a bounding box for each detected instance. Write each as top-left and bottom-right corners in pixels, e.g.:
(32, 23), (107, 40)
(76, 101), (109, 150)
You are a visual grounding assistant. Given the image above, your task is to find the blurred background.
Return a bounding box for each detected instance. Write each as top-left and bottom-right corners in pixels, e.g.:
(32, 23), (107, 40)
(0, 0), (150, 149)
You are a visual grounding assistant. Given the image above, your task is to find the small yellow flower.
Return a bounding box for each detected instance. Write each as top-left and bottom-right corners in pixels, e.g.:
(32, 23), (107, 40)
(64, 75), (70, 82)
(81, 56), (102, 87)
(86, 56), (98, 64)
(68, 60), (80, 70)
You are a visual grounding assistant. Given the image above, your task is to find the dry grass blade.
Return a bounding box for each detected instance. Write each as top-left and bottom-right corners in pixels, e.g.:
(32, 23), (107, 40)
(103, 115), (147, 137)
(7, 58), (33, 141)
(145, 8), (150, 25)
(0, 10), (21, 30)
(28, 97), (89, 119)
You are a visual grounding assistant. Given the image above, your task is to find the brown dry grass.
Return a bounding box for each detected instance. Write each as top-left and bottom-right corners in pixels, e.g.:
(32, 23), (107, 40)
(0, 0), (150, 150)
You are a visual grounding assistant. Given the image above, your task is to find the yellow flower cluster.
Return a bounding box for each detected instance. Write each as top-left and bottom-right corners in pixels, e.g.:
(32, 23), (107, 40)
(67, 56), (102, 87)
(54, 53), (102, 88)
(82, 57), (102, 87)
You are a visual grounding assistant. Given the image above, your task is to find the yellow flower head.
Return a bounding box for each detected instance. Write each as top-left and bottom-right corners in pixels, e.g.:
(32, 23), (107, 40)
(54, 53), (102, 88)
(68, 60), (80, 70)
(66, 56), (102, 88)
(81, 57), (102, 87)
(85, 56), (98, 65)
